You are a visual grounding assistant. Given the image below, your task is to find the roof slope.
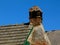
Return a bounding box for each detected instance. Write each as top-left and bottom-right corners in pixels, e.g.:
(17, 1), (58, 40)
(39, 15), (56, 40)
(47, 30), (60, 45)
(0, 24), (30, 45)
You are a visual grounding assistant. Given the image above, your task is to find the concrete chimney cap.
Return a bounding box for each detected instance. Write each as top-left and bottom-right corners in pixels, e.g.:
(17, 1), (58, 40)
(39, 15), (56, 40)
(29, 6), (42, 12)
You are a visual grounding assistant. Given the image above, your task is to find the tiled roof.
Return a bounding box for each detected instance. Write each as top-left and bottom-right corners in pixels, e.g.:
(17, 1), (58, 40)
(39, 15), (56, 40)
(0, 24), (30, 45)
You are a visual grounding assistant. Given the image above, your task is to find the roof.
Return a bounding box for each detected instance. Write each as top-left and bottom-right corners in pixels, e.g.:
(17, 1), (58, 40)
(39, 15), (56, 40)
(0, 24), (60, 45)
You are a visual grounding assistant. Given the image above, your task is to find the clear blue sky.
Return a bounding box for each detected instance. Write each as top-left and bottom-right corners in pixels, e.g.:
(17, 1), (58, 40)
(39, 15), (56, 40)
(0, 0), (60, 31)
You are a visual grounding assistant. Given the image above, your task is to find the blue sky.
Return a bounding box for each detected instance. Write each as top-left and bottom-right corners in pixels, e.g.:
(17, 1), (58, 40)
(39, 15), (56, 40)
(0, 0), (60, 31)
